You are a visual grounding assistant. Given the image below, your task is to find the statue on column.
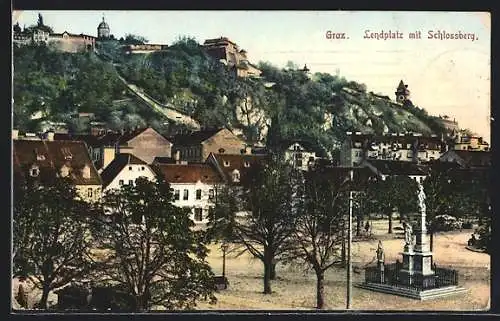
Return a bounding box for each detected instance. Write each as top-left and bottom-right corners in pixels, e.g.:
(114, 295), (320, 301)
(404, 222), (413, 246)
(418, 182), (426, 214)
(376, 240), (385, 263)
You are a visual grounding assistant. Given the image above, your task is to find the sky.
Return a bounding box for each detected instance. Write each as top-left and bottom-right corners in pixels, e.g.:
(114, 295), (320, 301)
(13, 11), (491, 141)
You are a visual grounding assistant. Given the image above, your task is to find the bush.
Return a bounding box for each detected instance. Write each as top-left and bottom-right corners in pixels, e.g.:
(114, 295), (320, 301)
(432, 215), (462, 232)
(462, 221), (473, 229)
(475, 223), (491, 253)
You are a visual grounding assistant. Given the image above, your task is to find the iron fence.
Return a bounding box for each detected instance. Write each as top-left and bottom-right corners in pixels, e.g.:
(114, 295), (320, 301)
(364, 263), (459, 291)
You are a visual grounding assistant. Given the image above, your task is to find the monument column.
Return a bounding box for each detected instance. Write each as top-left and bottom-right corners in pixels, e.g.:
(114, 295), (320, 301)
(399, 182), (435, 286)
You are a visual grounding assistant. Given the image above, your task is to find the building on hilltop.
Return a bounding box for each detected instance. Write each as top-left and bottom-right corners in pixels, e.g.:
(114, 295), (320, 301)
(47, 31), (96, 53)
(13, 17), (99, 53)
(395, 80), (410, 104)
(122, 44), (169, 54)
(203, 37), (262, 78)
(437, 115), (460, 137)
(97, 16), (110, 39)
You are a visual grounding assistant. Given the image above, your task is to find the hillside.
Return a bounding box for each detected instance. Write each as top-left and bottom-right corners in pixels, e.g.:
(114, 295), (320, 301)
(13, 37), (447, 155)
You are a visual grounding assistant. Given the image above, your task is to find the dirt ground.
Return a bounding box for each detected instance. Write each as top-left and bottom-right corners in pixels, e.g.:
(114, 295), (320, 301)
(198, 221), (490, 311)
(12, 221), (490, 311)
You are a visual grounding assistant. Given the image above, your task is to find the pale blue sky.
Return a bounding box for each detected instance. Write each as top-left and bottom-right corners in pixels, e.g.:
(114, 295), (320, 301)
(13, 11), (491, 141)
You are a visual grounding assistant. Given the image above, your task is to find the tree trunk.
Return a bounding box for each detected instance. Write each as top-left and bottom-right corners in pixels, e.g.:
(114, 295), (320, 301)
(356, 215), (361, 237)
(263, 251), (272, 294)
(39, 284), (50, 310)
(430, 231), (434, 252)
(270, 262), (277, 280)
(315, 270), (325, 309)
(388, 211), (393, 234)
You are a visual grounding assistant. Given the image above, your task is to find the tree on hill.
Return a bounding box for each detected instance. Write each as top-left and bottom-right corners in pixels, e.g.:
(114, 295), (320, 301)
(122, 34), (149, 45)
(91, 177), (216, 311)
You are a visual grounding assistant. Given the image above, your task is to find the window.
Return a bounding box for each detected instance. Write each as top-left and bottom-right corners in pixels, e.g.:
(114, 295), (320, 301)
(196, 189), (202, 200)
(174, 190), (180, 200)
(119, 180), (124, 186)
(141, 166), (145, 171)
(88, 188), (93, 198)
(219, 148), (225, 153)
(183, 189), (189, 200)
(209, 189), (215, 200)
(30, 166), (40, 177)
(223, 161), (230, 167)
(296, 159), (302, 167)
(232, 170), (240, 183)
(296, 153), (303, 159)
(129, 166), (133, 171)
(129, 180), (133, 185)
(194, 208), (203, 222)
(244, 161), (250, 168)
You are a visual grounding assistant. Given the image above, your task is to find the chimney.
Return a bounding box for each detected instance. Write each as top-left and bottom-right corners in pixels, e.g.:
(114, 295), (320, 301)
(12, 129), (18, 140)
(175, 150), (181, 164)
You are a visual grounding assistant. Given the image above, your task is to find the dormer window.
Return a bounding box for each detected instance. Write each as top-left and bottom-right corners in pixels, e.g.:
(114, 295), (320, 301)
(244, 161), (250, 168)
(223, 160), (230, 167)
(61, 148), (73, 161)
(37, 154), (45, 161)
(82, 165), (91, 179)
(60, 165), (70, 177)
(219, 148), (225, 154)
(231, 169), (240, 183)
(30, 165), (40, 177)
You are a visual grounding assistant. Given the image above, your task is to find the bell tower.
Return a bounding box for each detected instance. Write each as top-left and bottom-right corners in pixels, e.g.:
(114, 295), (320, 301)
(395, 80), (410, 104)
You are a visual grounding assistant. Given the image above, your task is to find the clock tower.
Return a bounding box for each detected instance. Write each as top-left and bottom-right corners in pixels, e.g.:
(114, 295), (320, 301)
(395, 80), (410, 104)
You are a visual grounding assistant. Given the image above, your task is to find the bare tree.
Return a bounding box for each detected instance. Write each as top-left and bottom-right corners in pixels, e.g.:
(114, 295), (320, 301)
(288, 168), (353, 309)
(209, 155), (300, 294)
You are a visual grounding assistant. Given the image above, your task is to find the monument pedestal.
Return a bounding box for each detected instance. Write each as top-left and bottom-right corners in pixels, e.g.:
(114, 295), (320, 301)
(399, 249), (435, 287)
(359, 184), (467, 300)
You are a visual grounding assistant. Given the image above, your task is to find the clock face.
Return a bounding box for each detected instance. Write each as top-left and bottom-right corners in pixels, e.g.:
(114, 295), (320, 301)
(398, 95), (405, 101)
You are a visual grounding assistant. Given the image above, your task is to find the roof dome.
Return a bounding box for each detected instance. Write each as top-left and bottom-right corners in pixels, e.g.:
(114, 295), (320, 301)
(98, 17), (109, 30)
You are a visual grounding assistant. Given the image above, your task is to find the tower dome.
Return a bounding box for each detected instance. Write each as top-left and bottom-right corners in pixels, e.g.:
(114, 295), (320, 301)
(97, 16), (110, 39)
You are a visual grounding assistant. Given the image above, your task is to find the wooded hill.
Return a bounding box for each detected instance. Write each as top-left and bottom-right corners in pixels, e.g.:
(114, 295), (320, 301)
(13, 36), (447, 156)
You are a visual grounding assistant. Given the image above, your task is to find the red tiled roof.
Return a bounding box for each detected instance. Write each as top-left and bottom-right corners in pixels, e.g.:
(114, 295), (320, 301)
(152, 163), (223, 184)
(13, 140), (102, 186)
(54, 133), (102, 147)
(210, 153), (267, 184)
